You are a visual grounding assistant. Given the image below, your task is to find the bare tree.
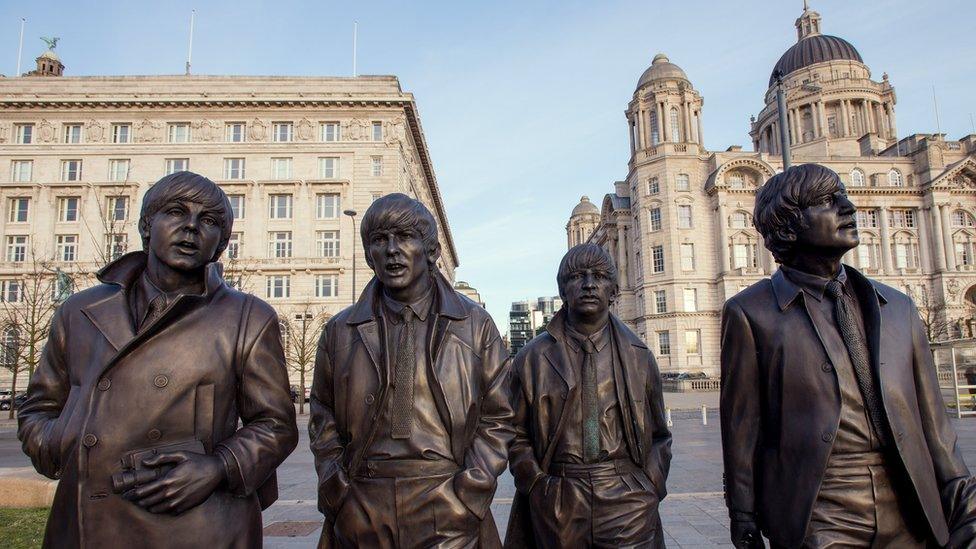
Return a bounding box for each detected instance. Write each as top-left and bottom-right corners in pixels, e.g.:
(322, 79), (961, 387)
(82, 184), (133, 267)
(909, 285), (953, 342)
(281, 301), (328, 415)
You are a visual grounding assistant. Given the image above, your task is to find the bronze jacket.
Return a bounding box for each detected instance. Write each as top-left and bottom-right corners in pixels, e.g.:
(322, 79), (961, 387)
(720, 265), (976, 547)
(18, 252), (299, 548)
(309, 273), (513, 548)
(504, 309), (672, 548)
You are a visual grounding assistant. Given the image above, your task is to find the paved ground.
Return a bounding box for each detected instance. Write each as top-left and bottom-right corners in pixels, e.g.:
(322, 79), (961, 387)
(3, 394), (976, 548)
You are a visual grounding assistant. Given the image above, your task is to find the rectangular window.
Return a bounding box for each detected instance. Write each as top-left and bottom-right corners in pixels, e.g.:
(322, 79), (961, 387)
(226, 232), (242, 259)
(315, 274), (339, 298)
(316, 193), (340, 219)
(956, 243), (973, 267)
(107, 196), (128, 222)
(228, 194), (245, 219)
(371, 156), (383, 176)
(268, 194), (293, 219)
(10, 160), (32, 182)
(684, 288), (698, 312)
(680, 243), (695, 271)
(317, 230), (340, 257)
(889, 209), (916, 228)
(649, 208), (662, 231)
(271, 157), (293, 180)
(105, 233), (128, 261)
(61, 160), (83, 181)
(676, 174), (690, 191)
(319, 157), (340, 179)
(856, 209), (878, 228)
(685, 330), (700, 355)
(372, 121), (383, 141)
(272, 122), (293, 142)
(14, 124), (33, 144)
(732, 243), (758, 269)
(647, 178), (660, 195)
(224, 158), (246, 180)
(657, 331), (671, 355)
(321, 122), (340, 142)
(111, 123), (131, 144)
(857, 242), (879, 269)
(654, 290), (667, 314)
(225, 122), (246, 143)
(108, 159), (130, 182)
(677, 205), (693, 229)
(651, 245), (665, 273)
(56, 234), (78, 261)
(167, 123), (190, 143)
(266, 275), (290, 299)
(894, 243), (918, 269)
(8, 198), (29, 223)
(58, 197), (79, 222)
(6, 235), (27, 262)
(1, 280), (21, 302)
(165, 158), (189, 174)
(63, 124), (83, 144)
(268, 231), (293, 258)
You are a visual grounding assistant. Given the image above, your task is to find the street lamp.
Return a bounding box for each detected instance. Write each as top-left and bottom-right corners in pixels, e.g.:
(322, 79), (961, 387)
(343, 209), (358, 304)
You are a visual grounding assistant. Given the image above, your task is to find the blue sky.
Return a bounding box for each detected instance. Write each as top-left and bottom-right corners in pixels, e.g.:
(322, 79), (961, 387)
(3, 0), (974, 330)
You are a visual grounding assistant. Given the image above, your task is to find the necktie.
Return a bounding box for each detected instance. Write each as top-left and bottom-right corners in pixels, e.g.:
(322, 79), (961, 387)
(580, 338), (600, 463)
(391, 307), (416, 439)
(824, 280), (892, 447)
(140, 295), (166, 332)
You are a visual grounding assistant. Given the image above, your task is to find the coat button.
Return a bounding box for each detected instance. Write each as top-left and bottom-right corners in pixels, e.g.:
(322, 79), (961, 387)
(82, 434), (98, 447)
(97, 378), (111, 391)
(147, 429), (161, 441)
(821, 432), (833, 442)
(821, 363), (832, 372)
(153, 375), (169, 388)
(365, 394), (375, 405)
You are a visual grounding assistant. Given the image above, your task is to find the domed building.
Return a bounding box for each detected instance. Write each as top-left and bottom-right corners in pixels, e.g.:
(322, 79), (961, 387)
(569, 3), (976, 376)
(566, 195), (600, 247)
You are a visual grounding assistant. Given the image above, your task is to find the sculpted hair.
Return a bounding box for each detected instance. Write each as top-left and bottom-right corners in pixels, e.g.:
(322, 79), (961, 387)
(360, 193), (440, 268)
(556, 243), (618, 298)
(139, 171), (234, 261)
(753, 163), (841, 264)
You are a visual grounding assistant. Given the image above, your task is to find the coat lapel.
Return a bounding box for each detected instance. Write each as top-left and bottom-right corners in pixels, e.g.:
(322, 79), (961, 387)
(81, 290), (135, 352)
(610, 316), (644, 462)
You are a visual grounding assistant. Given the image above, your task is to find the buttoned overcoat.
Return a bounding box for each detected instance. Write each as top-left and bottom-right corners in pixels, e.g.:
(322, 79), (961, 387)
(720, 265), (976, 547)
(18, 252), (299, 548)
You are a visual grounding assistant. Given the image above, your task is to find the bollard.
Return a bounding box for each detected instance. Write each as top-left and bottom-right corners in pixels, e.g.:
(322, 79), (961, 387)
(701, 404), (708, 426)
(665, 407), (673, 428)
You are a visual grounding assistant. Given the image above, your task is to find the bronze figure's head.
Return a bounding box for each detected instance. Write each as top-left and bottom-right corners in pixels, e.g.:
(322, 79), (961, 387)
(360, 193), (441, 293)
(557, 243), (618, 320)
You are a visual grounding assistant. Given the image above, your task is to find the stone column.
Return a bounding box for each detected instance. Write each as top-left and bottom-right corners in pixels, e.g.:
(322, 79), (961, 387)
(887, 104), (897, 139)
(917, 206), (932, 272)
(818, 101), (828, 138)
(697, 111), (704, 145)
(841, 100), (850, 136)
(657, 102), (666, 143)
(942, 205), (957, 271)
(683, 103), (692, 143)
(616, 224), (629, 288)
(771, 121), (779, 154)
(717, 202), (729, 274)
(878, 207), (893, 273)
(628, 117), (636, 155)
(931, 206), (948, 271)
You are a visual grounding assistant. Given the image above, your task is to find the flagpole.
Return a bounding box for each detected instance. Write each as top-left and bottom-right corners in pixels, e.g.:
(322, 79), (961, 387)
(16, 18), (25, 76)
(185, 10), (195, 75)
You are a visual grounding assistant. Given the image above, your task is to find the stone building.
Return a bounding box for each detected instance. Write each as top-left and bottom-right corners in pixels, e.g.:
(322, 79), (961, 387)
(0, 50), (458, 391)
(567, 4), (976, 375)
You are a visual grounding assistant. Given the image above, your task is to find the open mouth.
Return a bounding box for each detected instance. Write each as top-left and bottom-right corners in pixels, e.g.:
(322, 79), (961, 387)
(174, 240), (199, 252)
(838, 220), (857, 230)
(385, 263), (407, 276)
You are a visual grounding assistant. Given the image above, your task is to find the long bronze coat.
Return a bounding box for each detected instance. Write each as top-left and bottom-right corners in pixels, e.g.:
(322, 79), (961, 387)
(18, 252), (299, 548)
(720, 266), (976, 547)
(309, 273), (514, 548)
(504, 309), (672, 548)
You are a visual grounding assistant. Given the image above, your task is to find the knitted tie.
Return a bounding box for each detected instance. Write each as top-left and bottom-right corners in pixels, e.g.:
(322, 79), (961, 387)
(140, 295), (166, 332)
(390, 307), (416, 439)
(580, 338), (601, 463)
(824, 280), (892, 447)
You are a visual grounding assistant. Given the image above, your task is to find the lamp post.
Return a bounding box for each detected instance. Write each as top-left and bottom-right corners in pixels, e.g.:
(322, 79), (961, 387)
(343, 209), (358, 305)
(773, 69), (792, 169)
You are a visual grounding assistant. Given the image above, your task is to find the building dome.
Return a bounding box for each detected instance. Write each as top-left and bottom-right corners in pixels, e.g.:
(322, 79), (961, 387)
(39, 50), (60, 62)
(768, 34), (862, 87)
(571, 196), (600, 217)
(636, 54), (689, 90)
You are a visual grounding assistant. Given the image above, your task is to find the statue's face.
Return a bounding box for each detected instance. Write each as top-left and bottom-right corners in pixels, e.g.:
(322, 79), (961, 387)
(145, 200), (223, 272)
(562, 267), (615, 319)
(794, 181), (859, 256)
(366, 226), (433, 292)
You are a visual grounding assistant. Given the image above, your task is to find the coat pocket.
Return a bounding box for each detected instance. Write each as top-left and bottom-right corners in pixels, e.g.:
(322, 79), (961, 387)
(194, 383), (215, 453)
(53, 385), (82, 466)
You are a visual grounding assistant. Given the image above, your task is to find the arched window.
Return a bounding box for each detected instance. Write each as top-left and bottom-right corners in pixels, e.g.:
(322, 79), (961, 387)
(856, 232), (881, 271)
(730, 211), (750, 229)
(850, 168), (865, 187)
(648, 111), (659, 146)
(730, 234), (759, 270)
(955, 231), (976, 267)
(0, 325), (18, 368)
(888, 169), (903, 187)
(669, 107), (680, 142)
(727, 173), (744, 189)
(891, 231), (919, 270)
(952, 210), (976, 228)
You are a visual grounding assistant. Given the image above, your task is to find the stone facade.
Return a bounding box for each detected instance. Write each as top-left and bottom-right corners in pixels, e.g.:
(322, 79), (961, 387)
(568, 5), (976, 375)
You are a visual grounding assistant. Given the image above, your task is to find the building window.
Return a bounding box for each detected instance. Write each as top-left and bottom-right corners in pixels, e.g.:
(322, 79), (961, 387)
(649, 208), (662, 231)
(857, 235), (881, 270)
(677, 205), (693, 228)
(224, 158), (246, 180)
(732, 243), (758, 269)
(10, 160), (32, 182)
(850, 168), (865, 187)
(657, 331), (671, 355)
(317, 230), (340, 257)
(727, 173), (744, 189)
(893, 240), (920, 270)
(271, 157), (293, 180)
(14, 124), (33, 144)
(856, 209), (879, 228)
(268, 194), (292, 219)
(6, 236), (27, 262)
(321, 122), (341, 142)
(651, 245), (665, 273)
(266, 275), (290, 299)
(952, 210), (976, 228)
(8, 198), (29, 223)
(268, 231), (292, 258)
(371, 156), (383, 177)
(887, 169), (903, 187)
(685, 330), (701, 355)
(730, 211), (749, 229)
(225, 122), (246, 143)
(167, 123), (190, 143)
(105, 233), (128, 261)
(63, 124), (83, 144)
(273, 122), (293, 142)
(372, 121), (383, 141)
(316, 193), (340, 219)
(316, 274), (339, 298)
(319, 157), (340, 179)
(956, 242), (975, 267)
(654, 290), (667, 314)
(58, 197), (79, 222)
(635, 250), (643, 280)
(165, 158), (189, 174)
(680, 243), (695, 271)
(0, 281), (21, 303)
(226, 232), (242, 259)
(107, 196), (128, 222)
(684, 288), (698, 312)
(371, 192), (382, 202)
(676, 174), (690, 192)
(228, 195), (245, 219)
(108, 159), (130, 182)
(56, 234), (78, 261)
(111, 124), (131, 144)
(669, 107), (680, 142)
(649, 111), (659, 145)
(888, 209), (916, 228)
(61, 160), (83, 181)
(647, 178), (660, 195)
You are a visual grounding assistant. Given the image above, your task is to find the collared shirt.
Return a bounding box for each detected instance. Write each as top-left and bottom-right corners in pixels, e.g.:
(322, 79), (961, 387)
(367, 286), (453, 462)
(781, 265), (879, 452)
(128, 272), (191, 333)
(552, 321), (629, 464)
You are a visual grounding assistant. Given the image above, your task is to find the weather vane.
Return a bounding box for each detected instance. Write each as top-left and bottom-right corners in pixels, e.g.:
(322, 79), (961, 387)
(40, 36), (59, 50)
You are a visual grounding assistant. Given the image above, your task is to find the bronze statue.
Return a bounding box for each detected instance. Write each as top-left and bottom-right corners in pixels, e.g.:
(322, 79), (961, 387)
(505, 243), (672, 548)
(18, 171), (299, 548)
(720, 163), (976, 547)
(309, 193), (513, 548)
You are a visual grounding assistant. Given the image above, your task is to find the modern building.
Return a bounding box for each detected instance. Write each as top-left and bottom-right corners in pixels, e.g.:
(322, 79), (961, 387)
(508, 296), (563, 356)
(568, 4), (976, 375)
(453, 280), (485, 308)
(0, 47), (458, 391)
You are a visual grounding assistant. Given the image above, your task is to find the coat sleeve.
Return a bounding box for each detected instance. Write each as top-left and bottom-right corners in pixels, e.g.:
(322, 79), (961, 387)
(643, 348), (672, 499)
(308, 318), (348, 520)
(17, 307), (71, 479)
(215, 310), (299, 497)
(720, 298), (762, 522)
(508, 348), (545, 495)
(910, 302), (976, 546)
(453, 315), (515, 520)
